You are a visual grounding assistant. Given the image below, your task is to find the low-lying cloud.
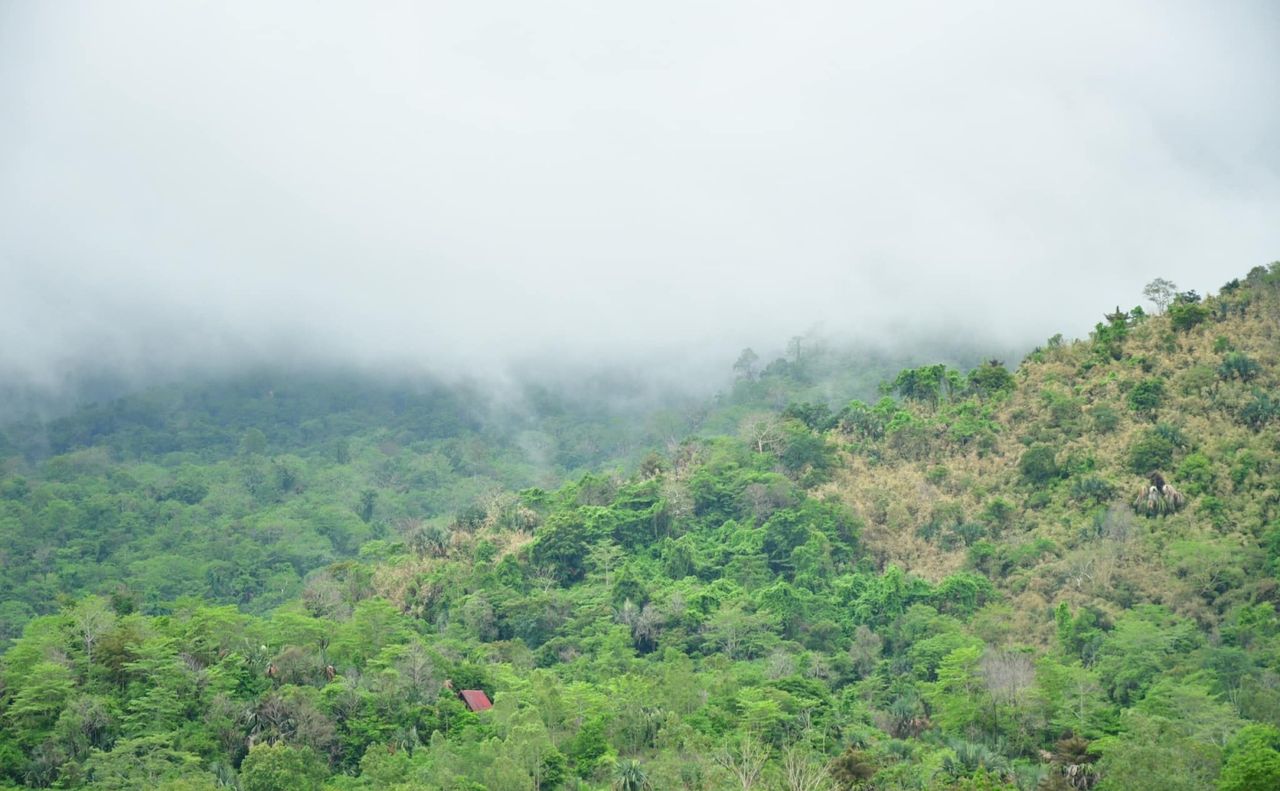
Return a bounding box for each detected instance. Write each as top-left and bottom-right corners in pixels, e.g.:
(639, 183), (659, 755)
(2, 1), (1278, 393)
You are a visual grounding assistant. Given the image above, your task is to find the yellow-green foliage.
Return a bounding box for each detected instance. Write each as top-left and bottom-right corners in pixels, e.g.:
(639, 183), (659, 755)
(823, 264), (1280, 639)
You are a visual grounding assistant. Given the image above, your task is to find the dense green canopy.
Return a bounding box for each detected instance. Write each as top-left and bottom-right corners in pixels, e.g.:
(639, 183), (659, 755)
(1, 264), (1278, 790)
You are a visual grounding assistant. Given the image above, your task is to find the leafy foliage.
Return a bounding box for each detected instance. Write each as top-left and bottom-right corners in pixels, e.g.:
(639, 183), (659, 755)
(1, 264), (1278, 789)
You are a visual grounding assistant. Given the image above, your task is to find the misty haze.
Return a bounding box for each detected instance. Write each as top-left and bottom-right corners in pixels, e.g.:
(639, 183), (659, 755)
(1, 2), (1279, 790)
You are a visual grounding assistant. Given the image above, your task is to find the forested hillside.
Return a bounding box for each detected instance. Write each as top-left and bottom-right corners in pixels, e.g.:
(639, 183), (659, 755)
(1, 264), (1278, 790)
(0, 345), (932, 646)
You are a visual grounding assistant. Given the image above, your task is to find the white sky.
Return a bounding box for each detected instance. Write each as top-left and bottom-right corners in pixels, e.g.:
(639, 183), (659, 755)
(1, 1), (1277, 388)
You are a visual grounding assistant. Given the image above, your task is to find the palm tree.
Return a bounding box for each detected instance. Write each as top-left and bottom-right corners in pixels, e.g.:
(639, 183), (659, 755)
(614, 758), (650, 791)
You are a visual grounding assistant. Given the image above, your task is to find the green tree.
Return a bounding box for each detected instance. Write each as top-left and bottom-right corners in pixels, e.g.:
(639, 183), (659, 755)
(71, 596), (115, 674)
(531, 512), (597, 584)
(1169, 292), (1209, 331)
(7, 661), (76, 738)
(1128, 431), (1176, 475)
(1094, 714), (1220, 791)
(1036, 657), (1114, 739)
(1126, 379), (1165, 420)
(587, 540), (625, 588)
(239, 743), (327, 791)
(240, 428), (268, 456)
(1019, 444), (1061, 485)
(887, 364), (963, 409)
(506, 709), (560, 791)
(1094, 608), (1198, 706)
(1219, 725), (1280, 791)
(80, 736), (210, 791)
(357, 489), (377, 524)
(926, 645), (985, 734)
(966, 360), (1015, 399)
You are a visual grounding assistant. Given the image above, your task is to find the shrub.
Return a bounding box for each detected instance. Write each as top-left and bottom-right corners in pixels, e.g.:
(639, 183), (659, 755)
(1231, 450), (1264, 489)
(981, 498), (1015, 529)
(1026, 491), (1053, 510)
(1240, 389), (1280, 431)
(950, 523), (986, 547)
(967, 541), (999, 574)
(1126, 379), (1165, 419)
(1168, 301), (1208, 332)
(1218, 352), (1261, 382)
(1180, 365), (1216, 396)
(1019, 444), (1062, 485)
(1153, 422), (1190, 450)
(1042, 388), (1084, 431)
(1175, 453), (1214, 496)
(1071, 476), (1117, 505)
(1089, 405), (1120, 434)
(1092, 317), (1129, 361)
(1128, 431), (1176, 475)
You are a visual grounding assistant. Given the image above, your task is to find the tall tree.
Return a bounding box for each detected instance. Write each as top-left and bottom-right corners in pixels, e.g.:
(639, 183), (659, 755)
(1142, 277), (1177, 314)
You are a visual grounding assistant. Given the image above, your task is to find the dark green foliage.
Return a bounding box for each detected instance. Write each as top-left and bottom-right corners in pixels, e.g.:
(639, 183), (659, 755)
(830, 744), (877, 788)
(1168, 296), (1209, 331)
(944, 400), (1001, 451)
(1175, 452), (1214, 495)
(357, 489), (377, 524)
(837, 398), (893, 441)
(1071, 476), (1116, 505)
(1239, 389), (1280, 430)
(1019, 444), (1062, 485)
(1128, 430), (1176, 475)
(161, 476), (208, 505)
(1089, 405), (1120, 434)
(967, 360), (1015, 399)
(1055, 603), (1107, 662)
(1217, 352), (1260, 382)
(1126, 379), (1165, 419)
(781, 401), (835, 431)
(530, 512), (597, 584)
(886, 364), (963, 408)
(1230, 450), (1265, 489)
(240, 744), (327, 791)
(779, 428), (836, 484)
(931, 573), (994, 616)
(1091, 311), (1131, 361)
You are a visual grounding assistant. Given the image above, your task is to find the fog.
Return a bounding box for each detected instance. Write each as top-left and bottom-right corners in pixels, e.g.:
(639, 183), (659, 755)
(2, 1), (1278, 397)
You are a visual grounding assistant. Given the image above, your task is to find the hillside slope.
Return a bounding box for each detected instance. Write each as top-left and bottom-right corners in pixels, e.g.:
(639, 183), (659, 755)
(1, 264), (1278, 791)
(829, 265), (1279, 643)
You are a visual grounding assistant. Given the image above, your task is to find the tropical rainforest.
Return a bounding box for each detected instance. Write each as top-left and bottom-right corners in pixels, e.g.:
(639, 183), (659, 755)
(2, 263), (1279, 791)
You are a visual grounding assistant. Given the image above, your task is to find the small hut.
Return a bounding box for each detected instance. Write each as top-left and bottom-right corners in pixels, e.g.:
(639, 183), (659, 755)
(458, 689), (493, 712)
(443, 679), (493, 712)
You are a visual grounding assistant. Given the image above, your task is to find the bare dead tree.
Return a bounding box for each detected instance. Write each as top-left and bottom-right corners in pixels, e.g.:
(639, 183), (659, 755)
(740, 413), (786, 455)
(781, 743), (835, 791)
(981, 650), (1035, 706)
(714, 734), (770, 791)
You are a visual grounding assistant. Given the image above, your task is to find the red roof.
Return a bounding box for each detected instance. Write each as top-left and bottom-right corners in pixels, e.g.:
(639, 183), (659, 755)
(459, 689), (492, 712)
